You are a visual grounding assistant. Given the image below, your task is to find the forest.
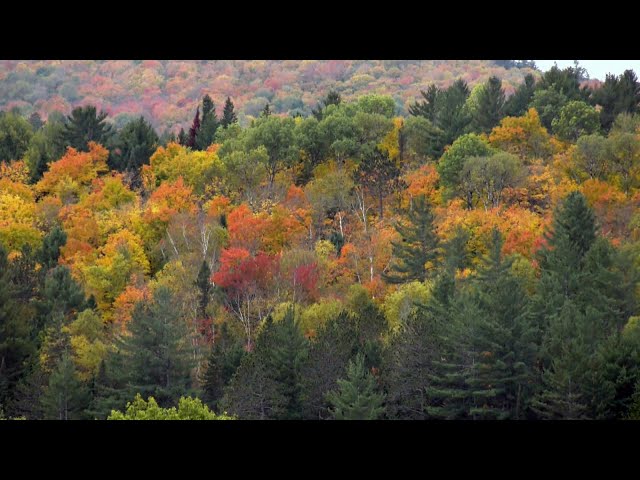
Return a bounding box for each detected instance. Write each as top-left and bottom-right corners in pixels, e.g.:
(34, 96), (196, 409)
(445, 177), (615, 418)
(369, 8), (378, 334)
(1, 61), (640, 420)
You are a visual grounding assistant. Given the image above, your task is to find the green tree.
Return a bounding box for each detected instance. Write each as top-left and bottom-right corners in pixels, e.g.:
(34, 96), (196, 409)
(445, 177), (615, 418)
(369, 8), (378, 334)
(39, 224), (67, 271)
(437, 133), (493, 204)
(40, 354), (89, 420)
(572, 134), (609, 180)
(465, 229), (537, 419)
(109, 116), (158, 174)
(108, 394), (234, 420)
(504, 74), (536, 117)
(471, 76), (506, 133)
(356, 145), (402, 218)
(221, 97), (238, 128)
(551, 100), (600, 142)
(383, 195), (440, 284)
(409, 84), (440, 122)
(312, 89), (342, 120)
(23, 111), (67, 182)
(0, 111), (33, 162)
(461, 152), (524, 210)
(118, 286), (194, 406)
(530, 89), (568, 130)
(61, 105), (113, 151)
(608, 132), (640, 194)
(592, 69), (640, 131)
(401, 116), (444, 161)
(326, 353), (385, 420)
(195, 260), (212, 320)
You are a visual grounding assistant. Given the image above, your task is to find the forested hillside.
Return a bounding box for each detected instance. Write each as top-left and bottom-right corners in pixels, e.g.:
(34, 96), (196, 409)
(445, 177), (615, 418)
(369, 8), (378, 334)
(1, 62), (640, 420)
(0, 60), (540, 133)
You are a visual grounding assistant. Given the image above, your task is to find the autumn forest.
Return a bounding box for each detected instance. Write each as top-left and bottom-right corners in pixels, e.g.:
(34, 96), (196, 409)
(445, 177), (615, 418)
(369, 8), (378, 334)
(1, 60), (640, 420)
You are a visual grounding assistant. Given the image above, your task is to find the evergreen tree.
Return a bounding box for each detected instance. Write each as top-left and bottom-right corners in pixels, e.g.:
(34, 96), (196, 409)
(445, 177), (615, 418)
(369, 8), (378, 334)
(40, 354), (89, 420)
(222, 310), (308, 419)
(356, 146), (402, 218)
(312, 90), (342, 120)
(196, 95), (219, 150)
(221, 97), (238, 128)
(201, 323), (245, 409)
(177, 127), (187, 146)
(471, 76), (505, 133)
(465, 229), (537, 419)
(592, 69), (640, 131)
(436, 79), (471, 145)
(409, 84), (440, 122)
(195, 260), (211, 320)
(0, 244), (34, 408)
(261, 103), (272, 118)
(504, 74), (536, 117)
(300, 311), (359, 419)
(39, 224), (67, 271)
(109, 116), (158, 173)
(28, 112), (43, 131)
(383, 195), (440, 284)
(187, 107), (200, 149)
(118, 286), (194, 406)
(326, 353), (385, 420)
(61, 105), (113, 151)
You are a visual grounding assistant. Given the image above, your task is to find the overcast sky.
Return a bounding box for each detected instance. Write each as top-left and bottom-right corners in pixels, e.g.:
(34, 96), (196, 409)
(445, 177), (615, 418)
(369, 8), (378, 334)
(534, 60), (640, 80)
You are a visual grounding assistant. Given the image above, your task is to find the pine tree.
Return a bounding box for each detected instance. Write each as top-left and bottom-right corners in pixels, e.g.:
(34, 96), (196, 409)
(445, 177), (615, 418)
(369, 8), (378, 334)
(109, 116), (158, 173)
(504, 74), (536, 117)
(39, 224), (67, 271)
(312, 90), (342, 120)
(409, 84), (440, 122)
(118, 286), (194, 406)
(326, 353), (385, 420)
(383, 195), (440, 284)
(202, 323), (245, 409)
(261, 103), (271, 118)
(221, 310), (308, 419)
(465, 229), (537, 419)
(40, 354), (90, 420)
(196, 95), (219, 150)
(300, 311), (359, 419)
(62, 105), (113, 151)
(221, 97), (238, 128)
(471, 76), (506, 133)
(187, 107), (200, 149)
(356, 146), (402, 219)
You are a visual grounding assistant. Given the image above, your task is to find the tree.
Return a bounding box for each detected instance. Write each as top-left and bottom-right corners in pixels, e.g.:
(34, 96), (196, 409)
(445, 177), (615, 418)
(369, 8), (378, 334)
(571, 134), (609, 180)
(28, 112), (43, 131)
(187, 107), (201, 149)
(109, 116), (158, 174)
(437, 133), (493, 199)
(592, 69), (640, 131)
(40, 354), (89, 420)
(261, 103), (272, 118)
(383, 195), (440, 284)
(196, 95), (219, 150)
(108, 394), (233, 420)
(0, 244), (34, 409)
(0, 111), (33, 162)
(608, 132), (640, 195)
(39, 224), (67, 270)
(117, 286), (194, 406)
(221, 310), (308, 419)
(177, 128), (187, 146)
(201, 323), (245, 409)
(326, 353), (385, 420)
(409, 84), (440, 122)
(465, 229), (537, 419)
(471, 76), (506, 133)
(551, 100), (600, 142)
(401, 116), (444, 160)
(221, 97), (238, 128)
(461, 152), (524, 210)
(530, 89), (568, 130)
(312, 90), (342, 120)
(195, 260), (212, 320)
(504, 74), (536, 117)
(61, 105), (113, 151)
(356, 146), (402, 218)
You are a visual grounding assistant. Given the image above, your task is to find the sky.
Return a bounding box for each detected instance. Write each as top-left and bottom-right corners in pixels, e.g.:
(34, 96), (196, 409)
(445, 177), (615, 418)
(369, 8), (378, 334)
(534, 60), (640, 81)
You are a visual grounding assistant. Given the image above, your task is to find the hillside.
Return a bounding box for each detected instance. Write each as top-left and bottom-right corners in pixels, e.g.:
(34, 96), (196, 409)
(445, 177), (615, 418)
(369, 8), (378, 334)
(0, 60), (538, 132)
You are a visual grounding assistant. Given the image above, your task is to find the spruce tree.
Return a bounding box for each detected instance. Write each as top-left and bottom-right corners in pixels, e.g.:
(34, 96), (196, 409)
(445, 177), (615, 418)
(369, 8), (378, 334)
(261, 103), (272, 118)
(40, 354), (90, 420)
(202, 323), (245, 410)
(118, 286), (194, 406)
(504, 73), (536, 117)
(109, 116), (158, 173)
(177, 127), (187, 146)
(221, 97), (238, 128)
(326, 353), (385, 420)
(465, 229), (537, 419)
(383, 195), (440, 284)
(196, 95), (219, 150)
